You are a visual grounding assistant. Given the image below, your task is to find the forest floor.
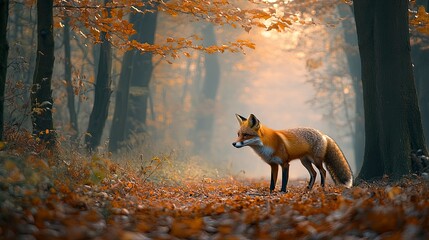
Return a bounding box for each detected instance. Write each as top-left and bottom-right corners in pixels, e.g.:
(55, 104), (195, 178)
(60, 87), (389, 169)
(1, 143), (429, 240)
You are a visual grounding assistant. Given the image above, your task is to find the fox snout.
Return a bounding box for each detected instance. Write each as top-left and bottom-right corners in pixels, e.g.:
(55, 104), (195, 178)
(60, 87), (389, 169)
(233, 137), (262, 148)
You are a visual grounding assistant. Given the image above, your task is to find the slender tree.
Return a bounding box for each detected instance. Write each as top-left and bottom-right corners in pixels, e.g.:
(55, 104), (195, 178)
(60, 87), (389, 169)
(412, 0), (429, 149)
(109, 1), (158, 152)
(85, 0), (113, 151)
(24, 8), (37, 91)
(354, 0), (428, 180)
(193, 23), (220, 155)
(63, 13), (78, 140)
(125, 1), (158, 138)
(31, 0), (55, 146)
(414, 67), (429, 149)
(0, 0), (9, 141)
(414, 45), (429, 149)
(108, 15), (137, 152)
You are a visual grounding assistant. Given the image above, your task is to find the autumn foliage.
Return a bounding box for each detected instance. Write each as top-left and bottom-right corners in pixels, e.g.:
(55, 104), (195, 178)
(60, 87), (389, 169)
(1, 134), (429, 239)
(2, 1), (429, 239)
(53, 0), (293, 58)
(410, 5), (429, 35)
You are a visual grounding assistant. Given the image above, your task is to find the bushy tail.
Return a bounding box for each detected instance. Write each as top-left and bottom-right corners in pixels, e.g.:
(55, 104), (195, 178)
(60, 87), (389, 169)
(324, 137), (353, 188)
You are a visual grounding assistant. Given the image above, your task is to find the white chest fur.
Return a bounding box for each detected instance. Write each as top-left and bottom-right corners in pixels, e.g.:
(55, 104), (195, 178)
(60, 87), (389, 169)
(251, 145), (283, 165)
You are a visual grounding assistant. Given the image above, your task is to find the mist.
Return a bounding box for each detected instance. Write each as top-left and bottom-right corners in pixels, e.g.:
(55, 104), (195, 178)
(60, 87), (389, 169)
(3, 2), (429, 239)
(137, 11), (357, 181)
(4, 1), (358, 182)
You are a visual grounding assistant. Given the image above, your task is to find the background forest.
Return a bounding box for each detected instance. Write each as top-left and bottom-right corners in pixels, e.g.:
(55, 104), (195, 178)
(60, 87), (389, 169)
(1, 0), (429, 239)
(2, 0), (369, 178)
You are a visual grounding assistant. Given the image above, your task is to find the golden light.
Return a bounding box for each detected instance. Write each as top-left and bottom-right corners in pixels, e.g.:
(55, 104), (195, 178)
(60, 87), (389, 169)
(343, 87), (350, 94)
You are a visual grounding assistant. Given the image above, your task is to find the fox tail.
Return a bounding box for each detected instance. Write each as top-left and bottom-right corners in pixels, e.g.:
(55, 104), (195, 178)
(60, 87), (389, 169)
(324, 137), (353, 188)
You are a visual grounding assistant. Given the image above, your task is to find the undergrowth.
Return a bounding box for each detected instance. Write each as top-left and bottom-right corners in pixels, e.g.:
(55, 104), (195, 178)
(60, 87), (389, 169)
(1, 125), (230, 191)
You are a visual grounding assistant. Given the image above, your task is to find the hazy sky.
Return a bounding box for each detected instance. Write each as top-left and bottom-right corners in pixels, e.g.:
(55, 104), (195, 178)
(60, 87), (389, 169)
(214, 29), (355, 182)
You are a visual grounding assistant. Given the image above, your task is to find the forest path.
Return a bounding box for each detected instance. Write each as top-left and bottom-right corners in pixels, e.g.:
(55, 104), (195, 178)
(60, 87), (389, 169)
(1, 154), (428, 239)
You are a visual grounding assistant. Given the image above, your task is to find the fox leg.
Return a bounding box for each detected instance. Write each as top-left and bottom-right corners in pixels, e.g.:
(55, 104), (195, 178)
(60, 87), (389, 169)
(312, 159), (327, 187)
(300, 157), (317, 190)
(270, 164), (278, 193)
(280, 163), (290, 192)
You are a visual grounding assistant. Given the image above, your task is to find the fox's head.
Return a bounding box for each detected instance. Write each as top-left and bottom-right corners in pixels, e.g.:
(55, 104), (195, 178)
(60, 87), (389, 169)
(232, 114), (263, 148)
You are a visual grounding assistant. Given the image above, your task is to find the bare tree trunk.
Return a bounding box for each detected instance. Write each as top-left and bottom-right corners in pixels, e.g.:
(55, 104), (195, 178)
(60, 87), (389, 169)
(412, 0), (429, 149)
(31, 0), (55, 146)
(110, 2), (158, 152)
(85, 0), (112, 151)
(0, 0), (9, 141)
(354, 0), (428, 181)
(26, 12), (37, 88)
(63, 14), (78, 140)
(193, 23), (220, 155)
(416, 51), (429, 149)
(108, 39), (134, 152)
(125, 2), (158, 139)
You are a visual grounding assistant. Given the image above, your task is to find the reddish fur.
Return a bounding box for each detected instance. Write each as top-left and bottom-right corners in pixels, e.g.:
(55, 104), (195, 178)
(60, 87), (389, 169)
(255, 125), (314, 165)
(234, 113), (353, 191)
(259, 126), (287, 162)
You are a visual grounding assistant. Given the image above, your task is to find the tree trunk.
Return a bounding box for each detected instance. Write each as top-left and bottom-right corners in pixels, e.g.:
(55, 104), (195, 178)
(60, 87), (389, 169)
(63, 14), (78, 140)
(0, 0), (9, 141)
(412, 0), (429, 149)
(337, 3), (364, 173)
(415, 48), (429, 149)
(193, 23), (220, 155)
(26, 14), (37, 88)
(108, 30), (135, 152)
(126, 3), (158, 138)
(85, 0), (112, 151)
(31, 0), (55, 146)
(354, 0), (428, 181)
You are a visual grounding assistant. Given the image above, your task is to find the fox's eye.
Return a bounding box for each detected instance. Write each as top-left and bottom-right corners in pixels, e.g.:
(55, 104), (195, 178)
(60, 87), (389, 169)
(243, 133), (249, 137)
(237, 132), (240, 137)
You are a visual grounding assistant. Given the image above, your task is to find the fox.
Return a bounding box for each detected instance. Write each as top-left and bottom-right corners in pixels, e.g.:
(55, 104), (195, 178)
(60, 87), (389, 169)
(232, 113), (353, 192)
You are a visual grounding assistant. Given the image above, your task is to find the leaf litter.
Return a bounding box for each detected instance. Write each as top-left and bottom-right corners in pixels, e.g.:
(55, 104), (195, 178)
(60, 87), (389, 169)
(1, 150), (429, 240)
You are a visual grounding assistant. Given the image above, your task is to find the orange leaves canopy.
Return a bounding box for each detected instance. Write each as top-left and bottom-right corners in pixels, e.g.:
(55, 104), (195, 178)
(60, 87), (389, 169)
(53, 0), (295, 58)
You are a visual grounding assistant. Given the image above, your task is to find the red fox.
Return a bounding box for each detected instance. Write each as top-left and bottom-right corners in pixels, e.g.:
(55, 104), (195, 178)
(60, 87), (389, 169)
(232, 114), (353, 192)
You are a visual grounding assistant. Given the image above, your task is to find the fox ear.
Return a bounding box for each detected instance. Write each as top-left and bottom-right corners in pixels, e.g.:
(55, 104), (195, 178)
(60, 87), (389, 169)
(235, 114), (247, 125)
(248, 114), (260, 130)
